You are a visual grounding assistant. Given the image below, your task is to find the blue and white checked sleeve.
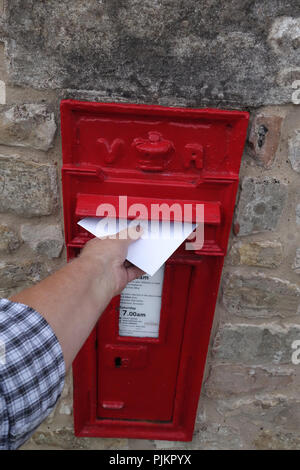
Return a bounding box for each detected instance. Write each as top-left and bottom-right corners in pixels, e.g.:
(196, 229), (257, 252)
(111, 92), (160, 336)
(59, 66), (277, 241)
(0, 298), (65, 450)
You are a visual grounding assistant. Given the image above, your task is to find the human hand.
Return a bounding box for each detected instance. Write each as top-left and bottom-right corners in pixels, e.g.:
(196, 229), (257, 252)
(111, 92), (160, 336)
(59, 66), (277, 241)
(78, 225), (144, 301)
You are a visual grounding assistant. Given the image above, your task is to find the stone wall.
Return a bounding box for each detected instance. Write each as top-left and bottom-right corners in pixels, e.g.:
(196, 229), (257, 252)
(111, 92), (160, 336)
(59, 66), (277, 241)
(0, 0), (299, 450)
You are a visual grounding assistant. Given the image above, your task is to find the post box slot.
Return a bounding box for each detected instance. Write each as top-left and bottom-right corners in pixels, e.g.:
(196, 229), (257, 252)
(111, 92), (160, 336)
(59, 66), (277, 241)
(75, 193), (221, 224)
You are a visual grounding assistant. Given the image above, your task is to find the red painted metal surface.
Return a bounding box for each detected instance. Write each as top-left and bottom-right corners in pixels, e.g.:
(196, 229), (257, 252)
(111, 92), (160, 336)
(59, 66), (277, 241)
(60, 100), (249, 441)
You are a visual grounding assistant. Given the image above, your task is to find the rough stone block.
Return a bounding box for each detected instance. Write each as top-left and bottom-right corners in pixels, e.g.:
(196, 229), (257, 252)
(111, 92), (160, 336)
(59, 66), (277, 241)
(268, 16), (300, 58)
(292, 248), (300, 274)
(213, 323), (300, 365)
(234, 177), (287, 236)
(0, 155), (58, 217)
(248, 113), (283, 168)
(2, 2), (300, 107)
(21, 428), (129, 451)
(227, 240), (283, 268)
(288, 130), (300, 173)
(297, 204), (300, 226)
(0, 80), (6, 105)
(0, 260), (47, 288)
(223, 272), (300, 318)
(205, 364), (297, 398)
(0, 224), (20, 253)
(0, 104), (56, 151)
(21, 223), (64, 258)
(154, 423), (242, 450)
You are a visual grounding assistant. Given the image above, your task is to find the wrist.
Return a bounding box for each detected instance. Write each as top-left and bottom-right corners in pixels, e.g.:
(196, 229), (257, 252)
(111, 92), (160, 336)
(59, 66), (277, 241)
(74, 254), (115, 308)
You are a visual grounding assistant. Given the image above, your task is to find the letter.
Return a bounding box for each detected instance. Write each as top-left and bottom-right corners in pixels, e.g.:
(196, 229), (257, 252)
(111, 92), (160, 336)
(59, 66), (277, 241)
(109, 457), (115, 464)
(184, 455), (192, 464)
(136, 457), (143, 468)
(154, 455), (160, 465)
(95, 216), (117, 239)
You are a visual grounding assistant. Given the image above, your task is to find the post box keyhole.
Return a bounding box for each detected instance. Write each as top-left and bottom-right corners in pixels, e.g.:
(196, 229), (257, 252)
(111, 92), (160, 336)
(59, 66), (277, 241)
(115, 357), (122, 368)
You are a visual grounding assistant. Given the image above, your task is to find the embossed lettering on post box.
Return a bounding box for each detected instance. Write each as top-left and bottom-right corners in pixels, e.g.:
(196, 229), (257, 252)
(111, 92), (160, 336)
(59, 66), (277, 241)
(61, 100), (249, 441)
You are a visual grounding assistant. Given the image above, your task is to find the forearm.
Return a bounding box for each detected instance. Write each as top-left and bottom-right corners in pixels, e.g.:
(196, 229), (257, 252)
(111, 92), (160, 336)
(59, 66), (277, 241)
(10, 256), (113, 371)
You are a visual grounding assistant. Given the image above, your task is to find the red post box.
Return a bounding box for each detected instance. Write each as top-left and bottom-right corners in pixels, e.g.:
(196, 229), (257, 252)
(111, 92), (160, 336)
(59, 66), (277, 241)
(60, 100), (249, 441)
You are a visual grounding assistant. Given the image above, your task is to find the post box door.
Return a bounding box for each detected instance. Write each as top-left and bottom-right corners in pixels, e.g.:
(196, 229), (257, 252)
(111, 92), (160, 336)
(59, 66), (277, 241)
(97, 263), (191, 422)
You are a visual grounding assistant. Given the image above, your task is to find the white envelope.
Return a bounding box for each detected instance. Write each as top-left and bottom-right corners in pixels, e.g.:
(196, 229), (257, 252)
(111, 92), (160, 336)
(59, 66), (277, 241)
(78, 217), (197, 276)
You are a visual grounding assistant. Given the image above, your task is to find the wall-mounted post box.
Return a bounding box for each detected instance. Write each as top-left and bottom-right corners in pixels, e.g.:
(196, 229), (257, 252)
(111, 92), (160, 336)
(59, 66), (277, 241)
(61, 100), (249, 441)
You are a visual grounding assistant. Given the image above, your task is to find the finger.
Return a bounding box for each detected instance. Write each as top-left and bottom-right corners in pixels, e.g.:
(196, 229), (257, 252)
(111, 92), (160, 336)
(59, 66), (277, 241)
(116, 224), (144, 246)
(126, 265), (145, 283)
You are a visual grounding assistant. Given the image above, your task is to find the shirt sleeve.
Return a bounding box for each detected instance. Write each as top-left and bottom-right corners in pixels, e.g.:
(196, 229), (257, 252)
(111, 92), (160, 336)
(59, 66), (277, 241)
(0, 298), (65, 450)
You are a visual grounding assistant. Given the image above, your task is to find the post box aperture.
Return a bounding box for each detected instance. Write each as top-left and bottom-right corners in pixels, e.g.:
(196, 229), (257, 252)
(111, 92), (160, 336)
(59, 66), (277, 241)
(61, 100), (249, 441)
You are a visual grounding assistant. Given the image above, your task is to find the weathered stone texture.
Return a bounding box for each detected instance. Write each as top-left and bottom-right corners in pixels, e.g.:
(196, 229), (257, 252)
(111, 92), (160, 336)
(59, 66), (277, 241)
(228, 240), (283, 268)
(21, 223), (64, 258)
(292, 248), (300, 274)
(0, 155), (58, 216)
(223, 272), (300, 318)
(297, 204), (300, 226)
(1, 1), (300, 107)
(0, 104), (56, 151)
(214, 324), (300, 365)
(155, 424), (243, 450)
(0, 260), (47, 288)
(0, 223), (20, 252)
(205, 364), (297, 398)
(234, 177), (287, 236)
(254, 430), (300, 450)
(288, 130), (300, 173)
(268, 16), (300, 58)
(21, 428), (128, 451)
(248, 113), (283, 168)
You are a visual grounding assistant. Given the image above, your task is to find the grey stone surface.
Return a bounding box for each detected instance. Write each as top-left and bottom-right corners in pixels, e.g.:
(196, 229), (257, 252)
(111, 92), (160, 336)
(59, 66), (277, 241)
(21, 429), (129, 451)
(297, 204), (300, 226)
(248, 113), (283, 169)
(1, 1), (300, 107)
(234, 177), (287, 236)
(205, 364), (297, 398)
(292, 248), (300, 274)
(0, 260), (47, 288)
(223, 272), (300, 318)
(0, 155), (58, 217)
(213, 323), (300, 365)
(0, 223), (20, 252)
(254, 430), (300, 450)
(227, 240), (283, 268)
(0, 104), (56, 151)
(21, 223), (64, 258)
(288, 130), (300, 173)
(155, 423), (243, 450)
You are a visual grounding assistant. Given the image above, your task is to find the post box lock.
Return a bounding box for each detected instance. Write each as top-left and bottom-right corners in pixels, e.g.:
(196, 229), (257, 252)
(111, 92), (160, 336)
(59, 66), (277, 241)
(61, 100), (249, 441)
(104, 344), (148, 369)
